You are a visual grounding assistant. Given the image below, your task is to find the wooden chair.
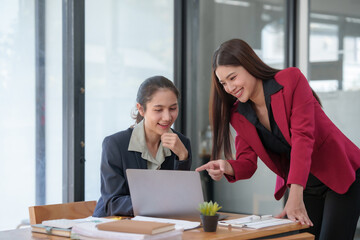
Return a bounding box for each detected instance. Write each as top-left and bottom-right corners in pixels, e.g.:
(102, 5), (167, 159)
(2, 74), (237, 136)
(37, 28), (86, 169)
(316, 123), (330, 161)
(269, 232), (315, 240)
(29, 201), (97, 225)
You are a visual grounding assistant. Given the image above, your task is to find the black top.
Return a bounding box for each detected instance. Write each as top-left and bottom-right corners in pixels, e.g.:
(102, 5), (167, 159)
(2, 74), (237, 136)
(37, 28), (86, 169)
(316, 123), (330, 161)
(236, 78), (291, 159)
(93, 127), (192, 217)
(236, 78), (328, 191)
(236, 79), (291, 178)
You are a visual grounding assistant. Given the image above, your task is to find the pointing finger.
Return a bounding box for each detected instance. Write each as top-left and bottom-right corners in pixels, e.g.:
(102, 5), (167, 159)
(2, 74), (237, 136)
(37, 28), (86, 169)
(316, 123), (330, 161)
(195, 163), (210, 172)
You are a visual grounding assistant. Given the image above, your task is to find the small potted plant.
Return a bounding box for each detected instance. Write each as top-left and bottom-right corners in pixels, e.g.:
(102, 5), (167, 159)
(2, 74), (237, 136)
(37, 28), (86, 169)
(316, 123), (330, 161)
(198, 201), (222, 232)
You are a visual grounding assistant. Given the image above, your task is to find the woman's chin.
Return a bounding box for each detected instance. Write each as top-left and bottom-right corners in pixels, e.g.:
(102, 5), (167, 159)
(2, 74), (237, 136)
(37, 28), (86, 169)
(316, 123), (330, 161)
(157, 125), (171, 133)
(238, 98), (247, 103)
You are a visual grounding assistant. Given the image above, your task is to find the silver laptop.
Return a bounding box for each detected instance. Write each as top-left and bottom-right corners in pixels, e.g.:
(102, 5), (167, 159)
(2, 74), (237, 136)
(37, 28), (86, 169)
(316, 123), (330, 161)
(126, 169), (204, 219)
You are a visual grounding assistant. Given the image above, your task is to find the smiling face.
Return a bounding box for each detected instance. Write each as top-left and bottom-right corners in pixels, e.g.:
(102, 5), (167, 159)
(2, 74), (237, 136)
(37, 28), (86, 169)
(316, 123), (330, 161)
(215, 65), (262, 103)
(137, 88), (178, 138)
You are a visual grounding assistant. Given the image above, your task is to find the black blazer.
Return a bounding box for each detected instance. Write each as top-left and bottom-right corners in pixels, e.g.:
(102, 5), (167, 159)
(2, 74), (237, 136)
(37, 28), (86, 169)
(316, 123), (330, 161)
(93, 127), (192, 217)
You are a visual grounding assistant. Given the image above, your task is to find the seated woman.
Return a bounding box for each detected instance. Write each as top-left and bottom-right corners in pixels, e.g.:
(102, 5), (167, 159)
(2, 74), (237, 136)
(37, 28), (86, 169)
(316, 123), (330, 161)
(93, 76), (192, 217)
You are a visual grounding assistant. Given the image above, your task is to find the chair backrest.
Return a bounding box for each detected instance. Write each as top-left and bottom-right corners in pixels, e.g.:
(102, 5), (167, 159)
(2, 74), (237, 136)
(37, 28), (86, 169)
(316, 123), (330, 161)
(29, 201), (97, 225)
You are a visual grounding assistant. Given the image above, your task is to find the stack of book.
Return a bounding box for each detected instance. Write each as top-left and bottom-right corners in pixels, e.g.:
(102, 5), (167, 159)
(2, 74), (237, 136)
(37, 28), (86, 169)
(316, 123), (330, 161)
(31, 224), (72, 238)
(30, 217), (112, 238)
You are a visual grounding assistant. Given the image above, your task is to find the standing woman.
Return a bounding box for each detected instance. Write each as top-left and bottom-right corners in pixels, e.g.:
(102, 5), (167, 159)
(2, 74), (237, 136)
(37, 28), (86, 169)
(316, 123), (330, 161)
(93, 76), (192, 217)
(196, 39), (360, 240)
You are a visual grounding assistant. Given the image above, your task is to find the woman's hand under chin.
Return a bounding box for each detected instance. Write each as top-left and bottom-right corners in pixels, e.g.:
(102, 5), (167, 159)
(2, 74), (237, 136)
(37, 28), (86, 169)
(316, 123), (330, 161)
(161, 133), (188, 160)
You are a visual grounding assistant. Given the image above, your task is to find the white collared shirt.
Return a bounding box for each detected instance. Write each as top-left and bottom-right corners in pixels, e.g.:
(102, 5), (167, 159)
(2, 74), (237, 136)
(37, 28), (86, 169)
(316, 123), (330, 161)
(128, 120), (172, 170)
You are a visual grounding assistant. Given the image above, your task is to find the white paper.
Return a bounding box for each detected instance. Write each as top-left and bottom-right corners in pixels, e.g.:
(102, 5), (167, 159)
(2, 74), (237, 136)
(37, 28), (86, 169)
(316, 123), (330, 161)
(71, 222), (183, 240)
(218, 215), (260, 226)
(42, 216), (113, 229)
(218, 215), (293, 229)
(245, 218), (293, 229)
(132, 216), (200, 230)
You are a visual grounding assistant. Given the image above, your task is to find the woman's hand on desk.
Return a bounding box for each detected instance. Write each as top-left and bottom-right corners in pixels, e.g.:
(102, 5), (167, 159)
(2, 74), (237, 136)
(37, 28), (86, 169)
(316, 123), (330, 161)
(275, 184), (313, 227)
(161, 133), (188, 160)
(195, 160), (234, 181)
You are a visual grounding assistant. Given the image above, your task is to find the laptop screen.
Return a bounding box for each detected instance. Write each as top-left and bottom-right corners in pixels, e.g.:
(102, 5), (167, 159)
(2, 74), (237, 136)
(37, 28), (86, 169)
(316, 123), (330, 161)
(126, 169), (204, 219)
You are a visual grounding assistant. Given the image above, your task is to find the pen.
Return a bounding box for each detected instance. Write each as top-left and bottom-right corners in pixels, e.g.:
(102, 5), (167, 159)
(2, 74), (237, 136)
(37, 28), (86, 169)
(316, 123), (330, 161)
(260, 215), (272, 220)
(218, 215), (273, 228)
(110, 217), (131, 220)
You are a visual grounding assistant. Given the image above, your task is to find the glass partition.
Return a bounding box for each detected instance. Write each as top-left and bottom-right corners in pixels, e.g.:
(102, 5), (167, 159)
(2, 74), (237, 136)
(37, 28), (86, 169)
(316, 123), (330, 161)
(309, 0), (360, 231)
(309, 0), (360, 147)
(187, 0), (287, 215)
(0, 0), (62, 230)
(84, 0), (174, 201)
(0, 0), (35, 230)
(44, 0), (63, 205)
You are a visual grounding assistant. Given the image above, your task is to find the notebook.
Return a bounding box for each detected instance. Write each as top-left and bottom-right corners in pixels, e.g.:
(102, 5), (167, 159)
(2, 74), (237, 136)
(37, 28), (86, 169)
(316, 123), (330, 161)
(96, 220), (175, 235)
(126, 169), (204, 219)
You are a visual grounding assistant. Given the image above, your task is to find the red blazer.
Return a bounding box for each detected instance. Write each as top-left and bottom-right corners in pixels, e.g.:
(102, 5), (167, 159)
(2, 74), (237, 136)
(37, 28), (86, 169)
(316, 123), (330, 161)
(227, 67), (360, 200)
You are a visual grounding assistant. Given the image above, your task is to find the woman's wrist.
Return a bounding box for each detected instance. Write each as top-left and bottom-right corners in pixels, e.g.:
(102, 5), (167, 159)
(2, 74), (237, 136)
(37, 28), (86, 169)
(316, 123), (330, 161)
(224, 160), (235, 176)
(178, 150), (188, 161)
(289, 184), (304, 197)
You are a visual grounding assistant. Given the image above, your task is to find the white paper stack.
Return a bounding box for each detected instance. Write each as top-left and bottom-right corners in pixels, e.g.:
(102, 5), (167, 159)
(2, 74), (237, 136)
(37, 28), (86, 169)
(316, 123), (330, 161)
(218, 215), (293, 229)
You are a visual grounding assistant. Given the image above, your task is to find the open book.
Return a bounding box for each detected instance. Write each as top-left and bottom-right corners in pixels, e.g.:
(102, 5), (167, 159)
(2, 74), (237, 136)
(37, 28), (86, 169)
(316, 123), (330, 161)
(218, 215), (293, 229)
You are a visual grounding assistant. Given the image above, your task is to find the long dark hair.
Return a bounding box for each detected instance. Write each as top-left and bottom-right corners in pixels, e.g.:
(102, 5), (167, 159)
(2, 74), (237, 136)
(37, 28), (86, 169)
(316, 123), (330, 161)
(210, 39), (321, 160)
(132, 76), (179, 125)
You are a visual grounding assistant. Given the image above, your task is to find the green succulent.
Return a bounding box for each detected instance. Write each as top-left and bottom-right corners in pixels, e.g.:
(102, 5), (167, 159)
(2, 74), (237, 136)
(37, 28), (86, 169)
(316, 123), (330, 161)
(198, 201), (222, 216)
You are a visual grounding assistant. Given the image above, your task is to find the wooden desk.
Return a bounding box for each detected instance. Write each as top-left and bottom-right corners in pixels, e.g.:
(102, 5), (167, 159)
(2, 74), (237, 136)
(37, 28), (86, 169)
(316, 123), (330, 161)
(183, 221), (309, 240)
(183, 212), (310, 240)
(0, 228), (67, 240)
(0, 213), (310, 240)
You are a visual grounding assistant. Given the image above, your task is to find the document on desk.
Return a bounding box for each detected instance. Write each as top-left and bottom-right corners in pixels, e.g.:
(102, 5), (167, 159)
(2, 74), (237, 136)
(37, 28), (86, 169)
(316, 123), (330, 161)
(132, 216), (200, 230)
(218, 215), (293, 229)
(42, 216), (112, 229)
